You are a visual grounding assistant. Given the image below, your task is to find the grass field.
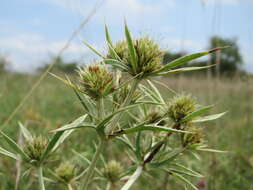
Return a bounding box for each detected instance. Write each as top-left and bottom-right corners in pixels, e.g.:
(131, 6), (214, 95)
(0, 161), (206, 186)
(0, 72), (252, 189)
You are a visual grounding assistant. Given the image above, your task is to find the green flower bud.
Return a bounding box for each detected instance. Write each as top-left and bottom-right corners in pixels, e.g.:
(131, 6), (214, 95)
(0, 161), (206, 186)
(103, 160), (123, 183)
(24, 135), (48, 162)
(107, 40), (128, 60)
(108, 37), (164, 78)
(182, 127), (204, 147)
(78, 63), (115, 99)
(143, 110), (166, 126)
(167, 94), (197, 123)
(55, 162), (76, 183)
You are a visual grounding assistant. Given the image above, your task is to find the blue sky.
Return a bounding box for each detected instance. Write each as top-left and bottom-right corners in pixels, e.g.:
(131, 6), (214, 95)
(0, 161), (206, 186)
(0, 0), (252, 73)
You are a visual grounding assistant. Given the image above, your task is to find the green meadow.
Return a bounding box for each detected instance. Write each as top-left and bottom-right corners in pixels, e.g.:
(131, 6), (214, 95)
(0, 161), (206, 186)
(0, 72), (252, 189)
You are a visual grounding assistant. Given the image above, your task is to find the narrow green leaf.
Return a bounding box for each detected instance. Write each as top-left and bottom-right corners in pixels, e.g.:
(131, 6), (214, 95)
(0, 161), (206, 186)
(123, 124), (191, 135)
(104, 59), (129, 71)
(50, 73), (84, 94)
(97, 103), (144, 130)
(196, 148), (228, 153)
(165, 168), (201, 178)
(135, 132), (142, 161)
(106, 43), (122, 61)
(150, 148), (185, 167)
(157, 65), (214, 75)
(51, 115), (95, 133)
(83, 41), (105, 58)
(18, 122), (32, 141)
(41, 131), (64, 161)
(147, 80), (165, 104)
(192, 112), (227, 123)
(139, 84), (163, 104)
(155, 46), (228, 74)
(124, 23), (137, 71)
(105, 24), (113, 46)
(182, 105), (214, 122)
(0, 146), (19, 160)
(72, 150), (102, 176)
(51, 130), (74, 152)
(0, 131), (29, 160)
(114, 136), (135, 152)
(172, 173), (198, 190)
(173, 163), (203, 178)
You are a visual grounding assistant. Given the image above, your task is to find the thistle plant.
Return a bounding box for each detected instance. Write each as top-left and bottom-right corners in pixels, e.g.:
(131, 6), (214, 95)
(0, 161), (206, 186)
(0, 22), (228, 190)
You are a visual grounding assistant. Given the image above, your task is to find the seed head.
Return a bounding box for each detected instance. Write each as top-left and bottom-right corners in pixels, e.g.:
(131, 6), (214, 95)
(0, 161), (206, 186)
(55, 162), (76, 183)
(143, 110), (166, 126)
(103, 160), (123, 183)
(78, 63), (115, 99)
(167, 94), (197, 123)
(108, 37), (164, 78)
(107, 40), (128, 60)
(24, 135), (48, 162)
(182, 127), (204, 147)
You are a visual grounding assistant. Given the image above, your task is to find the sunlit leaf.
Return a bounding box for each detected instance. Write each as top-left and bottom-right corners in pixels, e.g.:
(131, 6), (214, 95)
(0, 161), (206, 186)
(83, 40), (105, 58)
(192, 112), (227, 123)
(182, 105), (214, 122)
(158, 65), (215, 75)
(18, 122), (32, 141)
(0, 146), (19, 160)
(154, 46), (228, 74)
(124, 22), (137, 71)
(0, 131), (29, 160)
(172, 172), (198, 190)
(51, 115), (95, 133)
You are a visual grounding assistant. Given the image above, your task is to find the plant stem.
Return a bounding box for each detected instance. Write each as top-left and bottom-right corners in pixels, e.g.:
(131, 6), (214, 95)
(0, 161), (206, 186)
(97, 98), (104, 120)
(121, 165), (143, 190)
(37, 166), (45, 190)
(107, 79), (140, 133)
(81, 138), (105, 190)
(67, 183), (73, 190)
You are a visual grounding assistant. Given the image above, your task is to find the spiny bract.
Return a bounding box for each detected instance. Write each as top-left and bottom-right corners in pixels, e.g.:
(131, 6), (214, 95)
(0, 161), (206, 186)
(78, 63), (115, 99)
(167, 94), (197, 123)
(55, 162), (76, 183)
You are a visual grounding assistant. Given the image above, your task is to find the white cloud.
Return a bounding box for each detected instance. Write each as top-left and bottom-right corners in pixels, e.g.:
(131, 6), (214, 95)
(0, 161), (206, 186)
(0, 33), (89, 72)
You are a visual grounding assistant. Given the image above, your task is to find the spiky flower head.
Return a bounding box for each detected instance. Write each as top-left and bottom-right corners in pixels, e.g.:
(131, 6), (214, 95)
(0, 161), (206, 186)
(55, 162), (76, 183)
(108, 37), (164, 78)
(182, 126), (205, 147)
(78, 62), (115, 100)
(143, 110), (166, 126)
(24, 135), (48, 162)
(167, 94), (197, 123)
(107, 40), (128, 60)
(103, 160), (123, 183)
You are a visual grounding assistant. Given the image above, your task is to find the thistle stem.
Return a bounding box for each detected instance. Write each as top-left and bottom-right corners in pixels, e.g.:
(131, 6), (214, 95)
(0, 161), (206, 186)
(37, 166), (45, 190)
(81, 138), (105, 190)
(121, 165), (143, 190)
(67, 183), (73, 190)
(107, 79), (140, 133)
(97, 98), (104, 120)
